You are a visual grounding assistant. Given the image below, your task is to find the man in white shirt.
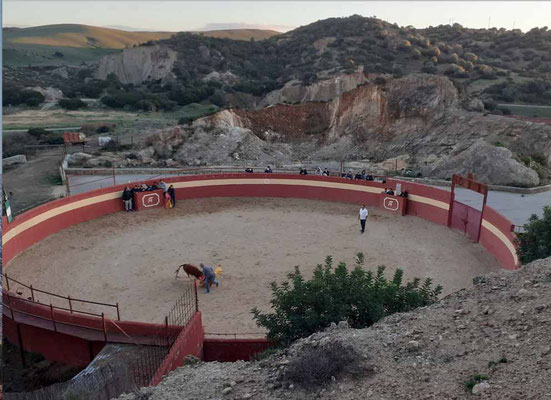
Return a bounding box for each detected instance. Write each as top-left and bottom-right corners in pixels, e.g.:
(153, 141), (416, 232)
(359, 205), (369, 233)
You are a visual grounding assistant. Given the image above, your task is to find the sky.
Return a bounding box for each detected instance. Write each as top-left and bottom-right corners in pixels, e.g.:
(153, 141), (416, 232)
(3, 1), (551, 33)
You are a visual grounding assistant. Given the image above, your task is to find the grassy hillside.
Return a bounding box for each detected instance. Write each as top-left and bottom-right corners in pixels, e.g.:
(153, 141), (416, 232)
(2, 24), (281, 66)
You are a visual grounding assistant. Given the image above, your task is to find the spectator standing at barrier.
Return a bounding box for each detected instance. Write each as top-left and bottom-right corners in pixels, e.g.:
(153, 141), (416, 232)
(122, 187), (133, 212)
(316, 167), (322, 175)
(359, 205), (369, 234)
(168, 185), (176, 206)
(323, 168), (329, 176)
(265, 166), (273, 173)
(299, 168), (308, 175)
(200, 263), (219, 293)
(160, 180), (168, 193)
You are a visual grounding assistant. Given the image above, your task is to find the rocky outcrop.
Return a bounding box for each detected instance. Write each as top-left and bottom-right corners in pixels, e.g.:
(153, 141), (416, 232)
(95, 45), (177, 84)
(260, 69), (368, 107)
(194, 74), (550, 187)
(421, 139), (540, 187)
(120, 257), (551, 400)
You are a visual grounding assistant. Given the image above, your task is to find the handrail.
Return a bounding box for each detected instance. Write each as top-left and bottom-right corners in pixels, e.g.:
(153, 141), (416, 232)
(2, 273), (121, 320)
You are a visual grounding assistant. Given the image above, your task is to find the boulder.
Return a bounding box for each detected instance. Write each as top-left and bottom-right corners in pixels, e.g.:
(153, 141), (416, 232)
(421, 140), (540, 187)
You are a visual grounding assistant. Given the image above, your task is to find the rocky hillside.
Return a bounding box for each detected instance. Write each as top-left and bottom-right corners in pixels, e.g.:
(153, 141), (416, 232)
(120, 257), (551, 399)
(69, 73), (551, 187)
(4, 16), (550, 106)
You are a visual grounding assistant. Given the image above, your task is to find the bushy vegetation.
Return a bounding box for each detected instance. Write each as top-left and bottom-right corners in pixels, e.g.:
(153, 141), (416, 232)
(252, 254), (442, 344)
(517, 206), (551, 264)
(58, 98), (87, 110)
(3, 16), (550, 109)
(284, 341), (361, 388)
(2, 85), (44, 107)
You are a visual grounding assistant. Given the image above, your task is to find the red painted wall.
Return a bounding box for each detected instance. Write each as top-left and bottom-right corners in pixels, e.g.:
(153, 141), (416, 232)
(150, 312), (204, 385)
(3, 314), (105, 366)
(203, 338), (273, 362)
(479, 206), (518, 270)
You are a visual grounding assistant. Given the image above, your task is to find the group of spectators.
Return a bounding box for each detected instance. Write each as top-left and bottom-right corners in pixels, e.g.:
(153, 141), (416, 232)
(383, 187), (408, 198)
(121, 180), (176, 211)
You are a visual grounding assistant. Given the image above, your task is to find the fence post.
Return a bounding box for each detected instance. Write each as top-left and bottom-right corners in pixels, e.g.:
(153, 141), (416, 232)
(16, 323), (26, 368)
(116, 303), (121, 321)
(194, 280), (199, 312)
(30, 285), (35, 301)
(50, 304), (57, 332)
(66, 174), (71, 196)
(112, 167), (116, 186)
(165, 316), (170, 347)
(68, 295), (73, 313)
(5, 274), (10, 291)
(102, 313), (108, 342)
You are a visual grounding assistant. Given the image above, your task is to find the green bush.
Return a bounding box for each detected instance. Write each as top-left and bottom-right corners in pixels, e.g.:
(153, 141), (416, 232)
(517, 206), (551, 264)
(27, 128), (49, 139)
(2, 86), (45, 107)
(252, 254), (442, 344)
(58, 98), (87, 110)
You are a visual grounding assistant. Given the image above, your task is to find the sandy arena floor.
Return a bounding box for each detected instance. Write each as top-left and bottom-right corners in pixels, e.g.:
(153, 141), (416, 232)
(6, 198), (501, 335)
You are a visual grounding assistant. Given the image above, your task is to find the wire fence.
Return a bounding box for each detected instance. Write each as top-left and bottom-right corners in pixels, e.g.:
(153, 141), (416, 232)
(132, 281), (198, 387)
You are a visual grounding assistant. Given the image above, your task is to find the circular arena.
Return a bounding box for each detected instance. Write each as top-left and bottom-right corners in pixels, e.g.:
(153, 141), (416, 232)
(2, 173), (518, 352)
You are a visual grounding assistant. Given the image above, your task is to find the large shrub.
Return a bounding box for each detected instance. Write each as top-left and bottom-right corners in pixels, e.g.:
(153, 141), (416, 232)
(252, 254), (442, 344)
(517, 206), (551, 264)
(58, 98), (87, 110)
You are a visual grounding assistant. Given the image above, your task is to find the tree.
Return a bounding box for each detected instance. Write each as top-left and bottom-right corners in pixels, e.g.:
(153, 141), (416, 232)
(252, 254), (442, 344)
(517, 206), (551, 264)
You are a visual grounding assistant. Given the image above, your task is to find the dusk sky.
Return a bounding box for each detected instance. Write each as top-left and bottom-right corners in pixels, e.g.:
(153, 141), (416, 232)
(3, 1), (550, 32)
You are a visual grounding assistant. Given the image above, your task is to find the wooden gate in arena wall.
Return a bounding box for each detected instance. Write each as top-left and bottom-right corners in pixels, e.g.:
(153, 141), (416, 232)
(447, 174), (489, 243)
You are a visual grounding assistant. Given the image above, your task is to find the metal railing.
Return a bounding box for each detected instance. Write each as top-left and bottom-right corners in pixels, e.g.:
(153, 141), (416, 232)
(2, 273), (120, 321)
(132, 280), (198, 387)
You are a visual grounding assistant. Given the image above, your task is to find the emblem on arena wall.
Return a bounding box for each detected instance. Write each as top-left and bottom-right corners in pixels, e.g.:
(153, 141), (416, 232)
(383, 197), (399, 211)
(142, 193), (161, 207)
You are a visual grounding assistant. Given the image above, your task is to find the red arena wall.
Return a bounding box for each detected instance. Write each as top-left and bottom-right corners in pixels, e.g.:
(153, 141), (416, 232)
(2, 173), (517, 269)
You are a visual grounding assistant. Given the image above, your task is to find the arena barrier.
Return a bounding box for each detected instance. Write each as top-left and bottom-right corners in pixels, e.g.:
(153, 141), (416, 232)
(2, 173), (519, 270)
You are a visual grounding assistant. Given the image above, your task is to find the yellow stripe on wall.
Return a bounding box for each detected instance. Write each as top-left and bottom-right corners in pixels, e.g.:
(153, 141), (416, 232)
(3, 178), (446, 246)
(481, 219), (519, 266)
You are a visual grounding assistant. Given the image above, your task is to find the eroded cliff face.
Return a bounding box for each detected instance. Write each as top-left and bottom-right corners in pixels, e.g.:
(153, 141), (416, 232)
(194, 74), (550, 187)
(260, 69), (368, 107)
(95, 45), (177, 84)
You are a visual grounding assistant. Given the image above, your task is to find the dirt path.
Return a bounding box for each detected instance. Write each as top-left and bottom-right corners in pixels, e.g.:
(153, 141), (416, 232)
(5, 198), (501, 334)
(3, 149), (65, 213)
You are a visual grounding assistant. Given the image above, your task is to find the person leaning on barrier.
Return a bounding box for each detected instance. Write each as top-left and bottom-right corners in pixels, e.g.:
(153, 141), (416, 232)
(245, 168), (254, 173)
(323, 168), (329, 176)
(264, 166), (273, 173)
(168, 185), (176, 206)
(299, 168), (308, 175)
(399, 189), (408, 198)
(122, 187), (133, 212)
(316, 167), (322, 175)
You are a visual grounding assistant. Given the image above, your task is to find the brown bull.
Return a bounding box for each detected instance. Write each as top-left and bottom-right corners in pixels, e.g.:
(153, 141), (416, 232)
(175, 264), (203, 280)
